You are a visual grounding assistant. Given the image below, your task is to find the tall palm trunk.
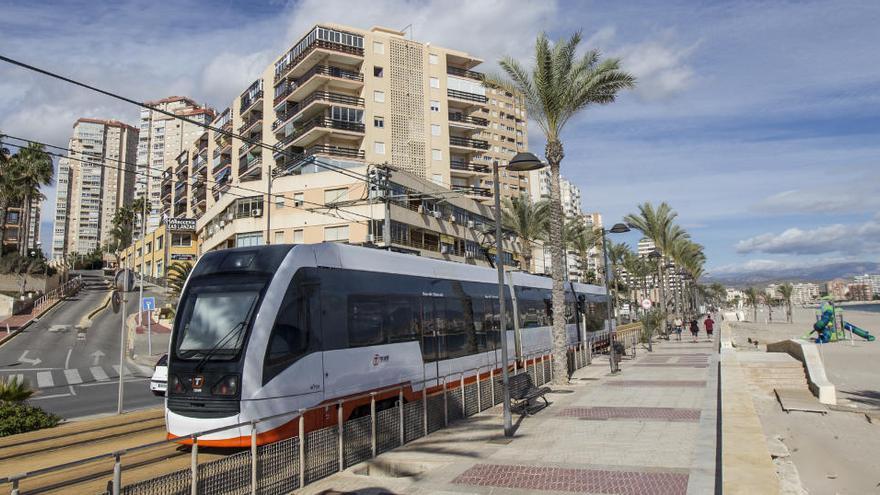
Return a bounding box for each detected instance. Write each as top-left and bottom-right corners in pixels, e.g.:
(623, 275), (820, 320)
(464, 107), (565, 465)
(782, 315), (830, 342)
(546, 140), (568, 384)
(20, 194), (31, 255)
(658, 262), (668, 335)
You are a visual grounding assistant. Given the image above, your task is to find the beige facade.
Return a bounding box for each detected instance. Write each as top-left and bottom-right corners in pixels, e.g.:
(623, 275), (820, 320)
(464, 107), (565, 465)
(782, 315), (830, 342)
(135, 96), (214, 232)
(53, 118), (138, 259)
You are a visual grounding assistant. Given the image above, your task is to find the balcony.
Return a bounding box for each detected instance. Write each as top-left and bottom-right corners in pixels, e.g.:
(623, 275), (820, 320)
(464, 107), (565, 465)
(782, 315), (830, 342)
(452, 185), (492, 198)
(273, 91), (364, 130)
(449, 136), (490, 151)
(274, 65), (364, 106)
(238, 114), (263, 134)
(238, 140), (261, 157)
(306, 144), (364, 160)
(447, 88), (488, 105)
(447, 66), (485, 80)
(448, 113), (489, 129)
(239, 90), (263, 117)
(275, 39), (364, 83)
(238, 156), (263, 181)
(175, 181), (186, 193)
(450, 161), (491, 175)
(285, 117), (365, 148)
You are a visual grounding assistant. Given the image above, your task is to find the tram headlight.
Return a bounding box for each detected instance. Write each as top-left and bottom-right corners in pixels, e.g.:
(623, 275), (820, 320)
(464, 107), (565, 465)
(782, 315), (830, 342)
(170, 374), (186, 394)
(212, 375), (239, 396)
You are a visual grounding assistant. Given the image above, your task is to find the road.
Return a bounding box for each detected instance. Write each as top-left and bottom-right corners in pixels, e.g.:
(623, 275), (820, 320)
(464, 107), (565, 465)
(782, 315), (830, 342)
(0, 270), (165, 419)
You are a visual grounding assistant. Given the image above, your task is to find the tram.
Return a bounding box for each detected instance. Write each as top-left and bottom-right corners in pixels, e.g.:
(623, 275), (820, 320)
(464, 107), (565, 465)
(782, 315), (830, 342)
(166, 243), (607, 446)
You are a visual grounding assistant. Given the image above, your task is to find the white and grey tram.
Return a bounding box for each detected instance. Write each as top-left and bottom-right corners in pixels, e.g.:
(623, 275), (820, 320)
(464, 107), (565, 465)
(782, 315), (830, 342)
(166, 243), (608, 446)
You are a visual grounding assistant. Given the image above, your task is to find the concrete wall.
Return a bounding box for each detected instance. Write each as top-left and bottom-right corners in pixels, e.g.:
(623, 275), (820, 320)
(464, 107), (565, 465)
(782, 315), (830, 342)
(766, 339), (837, 405)
(0, 273), (61, 294)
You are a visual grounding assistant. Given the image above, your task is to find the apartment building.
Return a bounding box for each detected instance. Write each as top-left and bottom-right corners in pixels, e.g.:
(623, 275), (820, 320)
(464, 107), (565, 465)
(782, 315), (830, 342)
(2, 198), (40, 255)
(52, 118), (138, 259)
(135, 96), (214, 231)
(847, 283), (872, 301)
(528, 168), (584, 279)
(119, 218), (198, 279)
(824, 278), (848, 300)
(853, 274), (880, 296)
(791, 283), (820, 305)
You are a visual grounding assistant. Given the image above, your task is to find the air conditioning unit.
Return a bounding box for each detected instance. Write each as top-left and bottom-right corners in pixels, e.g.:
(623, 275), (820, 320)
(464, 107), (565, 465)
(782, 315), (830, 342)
(252, 208), (262, 217)
(467, 220), (475, 228)
(449, 215), (456, 223)
(417, 205), (425, 214)
(225, 212), (233, 221)
(219, 220), (226, 228)
(432, 211), (442, 219)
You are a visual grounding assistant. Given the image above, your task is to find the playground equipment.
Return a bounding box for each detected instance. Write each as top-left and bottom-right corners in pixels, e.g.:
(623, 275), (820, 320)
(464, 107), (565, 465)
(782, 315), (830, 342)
(806, 299), (875, 343)
(843, 321), (876, 341)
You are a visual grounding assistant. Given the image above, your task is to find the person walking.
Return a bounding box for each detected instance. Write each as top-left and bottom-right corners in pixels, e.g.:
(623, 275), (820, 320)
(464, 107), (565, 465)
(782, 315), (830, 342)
(689, 319), (699, 343)
(673, 316), (684, 341)
(704, 314), (715, 341)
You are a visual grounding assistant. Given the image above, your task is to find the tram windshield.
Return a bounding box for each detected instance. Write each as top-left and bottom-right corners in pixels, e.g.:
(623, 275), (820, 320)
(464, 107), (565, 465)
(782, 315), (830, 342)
(175, 289), (259, 359)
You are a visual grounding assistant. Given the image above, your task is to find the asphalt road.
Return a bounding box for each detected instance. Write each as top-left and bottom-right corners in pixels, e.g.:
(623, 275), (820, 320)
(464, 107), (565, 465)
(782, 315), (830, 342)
(0, 270), (165, 419)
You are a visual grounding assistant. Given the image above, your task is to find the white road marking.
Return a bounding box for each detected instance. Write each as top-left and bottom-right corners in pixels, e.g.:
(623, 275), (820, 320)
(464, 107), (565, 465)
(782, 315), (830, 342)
(18, 350), (41, 366)
(65, 348), (73, 369)
(90, 366), (109, 382)
(36, 371), (54, 388)
(113, 364), (124, 377)
(31, 393), (72, 400)
(64, 369), (82, 385)
(79, 377), (149, 387)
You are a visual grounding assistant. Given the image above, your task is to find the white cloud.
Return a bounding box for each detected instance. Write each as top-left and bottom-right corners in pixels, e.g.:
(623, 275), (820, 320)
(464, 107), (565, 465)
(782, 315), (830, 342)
(736, 215), (880, 256)
(614, 32), (698, 101)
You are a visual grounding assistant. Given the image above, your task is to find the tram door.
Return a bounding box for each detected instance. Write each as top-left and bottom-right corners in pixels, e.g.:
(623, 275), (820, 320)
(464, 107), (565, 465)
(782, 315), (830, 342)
(421, 296), (446, 387)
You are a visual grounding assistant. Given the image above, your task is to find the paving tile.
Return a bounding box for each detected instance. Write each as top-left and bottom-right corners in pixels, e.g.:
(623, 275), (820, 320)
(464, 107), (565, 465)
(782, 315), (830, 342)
(606, 380), (707, 387)
(557, 406), (701, 422)
(453, 463), (688, 494)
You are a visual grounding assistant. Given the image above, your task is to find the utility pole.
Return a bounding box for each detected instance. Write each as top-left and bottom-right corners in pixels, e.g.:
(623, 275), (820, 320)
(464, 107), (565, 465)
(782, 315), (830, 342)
(117, 255), (128, 415)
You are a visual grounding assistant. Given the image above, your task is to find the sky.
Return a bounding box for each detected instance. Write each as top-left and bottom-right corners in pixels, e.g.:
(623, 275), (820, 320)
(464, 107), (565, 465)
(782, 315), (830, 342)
(1, 0), (878, 277)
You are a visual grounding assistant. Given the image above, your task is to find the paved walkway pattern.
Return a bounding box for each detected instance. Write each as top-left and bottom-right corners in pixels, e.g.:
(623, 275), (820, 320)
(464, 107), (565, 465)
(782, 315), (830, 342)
(303, 336), (719, 494)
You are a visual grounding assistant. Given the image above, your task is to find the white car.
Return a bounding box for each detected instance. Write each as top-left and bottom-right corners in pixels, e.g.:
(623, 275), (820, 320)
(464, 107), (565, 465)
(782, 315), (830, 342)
(150, 354), (168, 396)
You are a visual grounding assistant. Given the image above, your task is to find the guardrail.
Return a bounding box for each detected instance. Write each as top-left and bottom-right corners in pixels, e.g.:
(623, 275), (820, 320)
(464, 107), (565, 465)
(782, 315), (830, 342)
(32, 276), (83, 315)
(2, 339), (623, 495)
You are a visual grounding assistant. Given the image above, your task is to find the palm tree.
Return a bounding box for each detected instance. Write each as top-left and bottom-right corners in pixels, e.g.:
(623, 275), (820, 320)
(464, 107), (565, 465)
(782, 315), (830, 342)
(745, 287), (761, 322)
(487, 32), (635, 383)
(625, 202), (688, 329)
(567, 221), (601, 283)
(501, 195), (548, 273)
(9, 143), (53, 253)
(0, 375), (33, 402)
(778, 283), (794, 323)
(166, 262), (193, 299)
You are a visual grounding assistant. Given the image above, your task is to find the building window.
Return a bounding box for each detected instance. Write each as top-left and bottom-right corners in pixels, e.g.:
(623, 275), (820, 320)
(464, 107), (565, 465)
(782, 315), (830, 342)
(374, 141), (385, 154)
(374, 116), (384, 128)
(432, 173), (443, 185)
(430, 100), (440, 112)
(172, 233), (192, 247)
(235, 232), (263, 247)
(430, 77), (440, 89)
(293, 192), (304, 207)
(429, 54), (438, 65)
(324, 188), (348, 204)
(324, 225), (349, 242)
(275, 194), (284, 208)
(432, 149), (442, 160)
(373, 41), (384, 54)
(156, 261), (163, 276)
(145, 242), (152, 254)
(373, 91), (385, 103)
(274, 231), (285, 244)
(293, 229), (304, 243)
(156, 235), (163, 249)
(431, 124), (441, 136)
(373, 66), (383, 78)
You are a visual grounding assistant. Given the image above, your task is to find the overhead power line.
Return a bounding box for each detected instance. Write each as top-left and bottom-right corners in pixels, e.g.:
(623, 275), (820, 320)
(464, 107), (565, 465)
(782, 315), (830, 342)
(0, 53), (367, 184)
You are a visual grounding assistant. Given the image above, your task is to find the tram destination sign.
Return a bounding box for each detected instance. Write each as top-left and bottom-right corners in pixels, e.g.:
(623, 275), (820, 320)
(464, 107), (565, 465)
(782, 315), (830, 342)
(165, 218), (196, 232)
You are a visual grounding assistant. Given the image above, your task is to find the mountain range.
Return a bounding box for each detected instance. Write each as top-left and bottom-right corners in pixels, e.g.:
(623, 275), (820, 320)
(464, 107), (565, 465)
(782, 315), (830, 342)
(705, 261), (880, 286)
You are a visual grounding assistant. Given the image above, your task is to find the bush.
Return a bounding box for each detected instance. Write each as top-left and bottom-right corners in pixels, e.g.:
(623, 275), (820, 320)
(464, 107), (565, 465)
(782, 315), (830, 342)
(0, 376), (33, 402)
(0, 401), (61, 437)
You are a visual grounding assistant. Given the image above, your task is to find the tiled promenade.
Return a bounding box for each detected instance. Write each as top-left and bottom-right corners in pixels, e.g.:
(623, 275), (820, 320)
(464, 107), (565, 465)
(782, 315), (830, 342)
(303, 336), (720, 494)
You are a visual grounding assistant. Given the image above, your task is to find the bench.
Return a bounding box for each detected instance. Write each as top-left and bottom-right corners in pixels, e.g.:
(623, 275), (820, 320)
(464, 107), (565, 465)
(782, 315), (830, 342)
(508, 372), (551, 415)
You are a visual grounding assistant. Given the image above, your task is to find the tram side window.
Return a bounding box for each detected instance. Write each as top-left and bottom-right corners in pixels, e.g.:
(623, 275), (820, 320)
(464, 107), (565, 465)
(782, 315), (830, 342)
(516, 286), (550, 328)
(264, 279), (314, 383)
(348, 297), (387, 347)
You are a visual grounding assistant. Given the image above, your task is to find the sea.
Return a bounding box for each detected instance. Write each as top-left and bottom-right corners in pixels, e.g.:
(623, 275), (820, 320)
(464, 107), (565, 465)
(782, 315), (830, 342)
(843, 303), (880, 313)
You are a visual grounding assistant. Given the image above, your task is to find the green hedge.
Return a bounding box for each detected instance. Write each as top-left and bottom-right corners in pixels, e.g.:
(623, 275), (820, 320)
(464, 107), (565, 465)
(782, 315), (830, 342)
(0, 401), (61, 437)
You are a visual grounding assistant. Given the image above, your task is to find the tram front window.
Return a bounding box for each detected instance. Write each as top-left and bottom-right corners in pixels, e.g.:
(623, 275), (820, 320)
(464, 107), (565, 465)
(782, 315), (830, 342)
(176, 290), (259, 359)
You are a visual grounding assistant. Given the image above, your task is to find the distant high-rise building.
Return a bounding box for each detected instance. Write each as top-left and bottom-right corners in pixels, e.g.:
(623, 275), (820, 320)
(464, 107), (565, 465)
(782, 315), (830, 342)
(134, 96), (214, 231)
(637, 238), (656, 257)
(847, 283), (872, 301)
(791, 283), (820, 305)
(2, 198), (40, 255)
(824, 278), (848, 300)
(853, 274), (880, 296)
(53, 118), (138, 259)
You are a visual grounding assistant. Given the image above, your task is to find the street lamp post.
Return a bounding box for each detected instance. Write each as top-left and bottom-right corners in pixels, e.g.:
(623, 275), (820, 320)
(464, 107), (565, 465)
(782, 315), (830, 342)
(492, 152), (545, 437)
(601, 223), (630, 374)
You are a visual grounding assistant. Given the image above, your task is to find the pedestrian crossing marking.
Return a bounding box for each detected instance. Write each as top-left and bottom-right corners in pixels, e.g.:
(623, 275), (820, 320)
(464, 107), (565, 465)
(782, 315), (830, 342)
(64, 369), (82, 385)
(90, 366), (109, 382)
(36, 371), (54, 388)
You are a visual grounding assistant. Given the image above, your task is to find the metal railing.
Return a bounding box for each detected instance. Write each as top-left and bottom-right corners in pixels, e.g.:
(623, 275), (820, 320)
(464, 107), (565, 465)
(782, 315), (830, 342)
(305, 144), (364, 160)
(290, 118), (365, 142)
(274, 40), (365, 84)
(447, 66), (485, 80)
(32, 276), (83, 315)
(3, 345), (577, 495)
(448, 113), (489, 127)
(449, 136), (489, 150)
(239, 91), (263, 115)
(450, 161), (491, 173)
(447, 88), (488, 104)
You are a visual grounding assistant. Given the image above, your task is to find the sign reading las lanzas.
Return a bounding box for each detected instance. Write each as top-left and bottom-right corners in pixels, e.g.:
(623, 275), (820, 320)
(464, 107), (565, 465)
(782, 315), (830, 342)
(165, 218), (196, 232)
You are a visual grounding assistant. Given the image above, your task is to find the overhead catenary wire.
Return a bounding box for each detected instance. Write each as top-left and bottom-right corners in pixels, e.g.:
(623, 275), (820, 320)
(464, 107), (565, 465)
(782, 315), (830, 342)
(0, 53), (368, 184)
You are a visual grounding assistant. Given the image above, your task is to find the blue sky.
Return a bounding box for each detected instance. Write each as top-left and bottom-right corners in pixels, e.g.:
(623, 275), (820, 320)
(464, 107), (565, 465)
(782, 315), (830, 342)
(1, 0), (878, 276)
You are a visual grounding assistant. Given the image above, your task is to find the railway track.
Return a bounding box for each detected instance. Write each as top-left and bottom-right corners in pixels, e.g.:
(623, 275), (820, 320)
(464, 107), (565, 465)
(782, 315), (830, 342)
(0, 408), (226, 494)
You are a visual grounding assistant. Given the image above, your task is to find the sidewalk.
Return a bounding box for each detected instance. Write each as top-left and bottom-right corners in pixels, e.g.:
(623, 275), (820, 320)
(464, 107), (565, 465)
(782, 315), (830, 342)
(302, 338), (719, 494)
(127, 310), (171, 368)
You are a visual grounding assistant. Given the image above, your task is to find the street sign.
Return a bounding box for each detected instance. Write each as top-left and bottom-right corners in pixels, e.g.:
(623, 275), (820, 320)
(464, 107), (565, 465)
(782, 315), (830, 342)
(165, 218), (196, 232)
(142, 297), (156, 312)
(641, 298), (653, 310)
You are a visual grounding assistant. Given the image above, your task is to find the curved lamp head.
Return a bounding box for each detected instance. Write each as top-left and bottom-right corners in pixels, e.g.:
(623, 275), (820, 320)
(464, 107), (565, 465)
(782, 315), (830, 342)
(609, 223), (630, 234)
(648, 249), (662, 259)
(507, 152), (545, 172)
